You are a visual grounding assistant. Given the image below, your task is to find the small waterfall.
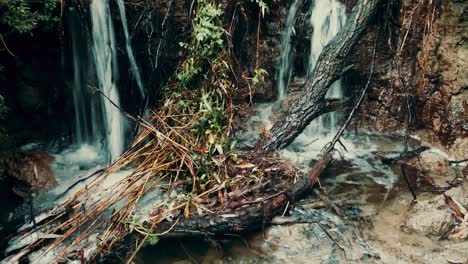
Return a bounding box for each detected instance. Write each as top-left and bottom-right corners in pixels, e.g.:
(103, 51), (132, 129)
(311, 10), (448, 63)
(280, 0), (347, 162)
(276, 0), (301, 99)
(68, 9), (102, 145)
(90, 0), (126, 161)
(306, 0), (346, 136)
(115, 0), (145, 97)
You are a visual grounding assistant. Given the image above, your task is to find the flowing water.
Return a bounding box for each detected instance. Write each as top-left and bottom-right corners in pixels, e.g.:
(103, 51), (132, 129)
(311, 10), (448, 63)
(306, 0), (346, 135)
(90, 0), (127, 162)
(1, 0), (146, 223)
(68, 9), (102, 149)
(276, 0), (301, 99)
(67, 0), (144, 163)
(282, 0), (348, 164)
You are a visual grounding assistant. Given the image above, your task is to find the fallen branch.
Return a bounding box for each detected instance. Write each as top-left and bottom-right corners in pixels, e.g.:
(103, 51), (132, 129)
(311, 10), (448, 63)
(155, 153), (332, 238)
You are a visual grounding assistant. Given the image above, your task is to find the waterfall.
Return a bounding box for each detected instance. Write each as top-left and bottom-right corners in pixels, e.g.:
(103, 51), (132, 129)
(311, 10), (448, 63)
(280, 0), (347, 162)
(115, 0), (145, 97)
(276, 0), (301, 99)
(68, 9), (102, 145)
(90, 0), (126, 162)
(306, 0), (346, 136)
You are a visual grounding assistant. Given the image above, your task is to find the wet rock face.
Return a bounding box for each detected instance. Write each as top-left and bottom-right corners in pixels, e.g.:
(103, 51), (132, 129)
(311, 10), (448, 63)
(404, 184), (467, 239)
(4, 151), (56, 198)
(404, 195), (453, 236)
(347, 0), (468, 150)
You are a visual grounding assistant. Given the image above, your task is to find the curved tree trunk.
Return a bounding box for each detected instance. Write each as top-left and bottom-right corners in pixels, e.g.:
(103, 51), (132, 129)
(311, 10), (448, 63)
(260, 0), (384, 151)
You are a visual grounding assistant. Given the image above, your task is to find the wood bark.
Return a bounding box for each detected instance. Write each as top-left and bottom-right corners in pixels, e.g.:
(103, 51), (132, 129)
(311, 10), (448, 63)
(157, 0), (385, 238)
(260, 0), (384, 151)
(156, 154), (333, 237)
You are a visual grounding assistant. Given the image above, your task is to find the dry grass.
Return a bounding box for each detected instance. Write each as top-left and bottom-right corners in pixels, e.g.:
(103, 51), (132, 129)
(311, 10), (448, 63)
(8, 24), (297, 264)
(6, 82), (296, 263)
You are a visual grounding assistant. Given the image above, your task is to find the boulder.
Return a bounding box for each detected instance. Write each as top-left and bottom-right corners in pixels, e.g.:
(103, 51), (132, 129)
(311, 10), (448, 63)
(4, 150), (57, 198)
(404, 184), (467, 239)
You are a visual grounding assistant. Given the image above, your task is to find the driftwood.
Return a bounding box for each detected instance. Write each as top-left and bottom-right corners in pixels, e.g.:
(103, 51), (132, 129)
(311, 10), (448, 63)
(160, 0), (386, 238)
(260, 0), (384, 151)
(154, 0), (385, 237)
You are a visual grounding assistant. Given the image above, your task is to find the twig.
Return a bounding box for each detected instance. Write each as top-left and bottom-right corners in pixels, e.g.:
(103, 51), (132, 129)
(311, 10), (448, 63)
(325, 28), (378, 153)
(55, 168), (105, 201)
(0, 33), (15, 57)
(316, 223), (345, 251)
(400, 165), (417, 200)
(449, 159), (468, 165)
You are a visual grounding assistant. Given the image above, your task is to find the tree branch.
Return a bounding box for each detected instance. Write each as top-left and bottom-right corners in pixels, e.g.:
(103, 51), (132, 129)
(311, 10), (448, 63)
(259, 0), (384, 151)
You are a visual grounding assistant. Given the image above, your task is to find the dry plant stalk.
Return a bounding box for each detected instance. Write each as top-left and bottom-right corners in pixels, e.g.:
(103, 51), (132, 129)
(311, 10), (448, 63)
(6, 2), (297, 262)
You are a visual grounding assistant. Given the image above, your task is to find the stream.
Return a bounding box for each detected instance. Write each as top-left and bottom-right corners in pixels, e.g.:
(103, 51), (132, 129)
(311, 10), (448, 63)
(1, 0), (466, 263)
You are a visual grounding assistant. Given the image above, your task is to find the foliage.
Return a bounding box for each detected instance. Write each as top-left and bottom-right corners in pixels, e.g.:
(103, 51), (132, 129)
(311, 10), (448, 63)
(176, 1), (226, 88)
(251, 68), (268, 86)
(0, 0), (59, 33)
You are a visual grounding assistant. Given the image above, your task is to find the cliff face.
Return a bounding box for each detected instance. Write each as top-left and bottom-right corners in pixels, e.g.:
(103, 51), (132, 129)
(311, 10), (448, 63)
(346, 0), (467, 157)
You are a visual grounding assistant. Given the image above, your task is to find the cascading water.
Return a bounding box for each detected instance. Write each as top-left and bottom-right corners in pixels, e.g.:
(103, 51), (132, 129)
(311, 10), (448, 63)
(276, 0), (301, 99)
(116, 0), (145, 97)
(306, 0), (346, 136)
(68, 0), (144, 162)
(90, 0), (126, 162)
(240, 0), (302, 140)
(68, 9), (102, 146)
(282, 0), (347, 162)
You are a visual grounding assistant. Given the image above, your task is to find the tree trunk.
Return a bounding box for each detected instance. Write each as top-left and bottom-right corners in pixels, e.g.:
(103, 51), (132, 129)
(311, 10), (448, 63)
(260, 0), (384, 151)
(156, 154), (333, 237)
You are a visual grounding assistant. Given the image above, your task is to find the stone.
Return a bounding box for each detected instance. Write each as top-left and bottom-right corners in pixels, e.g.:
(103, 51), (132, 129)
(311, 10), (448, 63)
(404, 195), (453, 236)
(4, 150), (57, 198)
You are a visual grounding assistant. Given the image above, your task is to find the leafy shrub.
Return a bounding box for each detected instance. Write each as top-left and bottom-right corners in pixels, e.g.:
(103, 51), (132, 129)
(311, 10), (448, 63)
(0, 0), (59, 33)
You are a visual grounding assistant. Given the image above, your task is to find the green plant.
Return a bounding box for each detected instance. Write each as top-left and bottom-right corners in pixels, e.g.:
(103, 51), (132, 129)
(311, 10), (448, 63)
(0, 0), (59, 33)
(175, 1), (226, 89)
(251, 68), (268, 86)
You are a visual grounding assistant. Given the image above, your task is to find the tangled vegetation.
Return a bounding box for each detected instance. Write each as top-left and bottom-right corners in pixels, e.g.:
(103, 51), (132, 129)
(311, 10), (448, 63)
(7, 1), (296, 262)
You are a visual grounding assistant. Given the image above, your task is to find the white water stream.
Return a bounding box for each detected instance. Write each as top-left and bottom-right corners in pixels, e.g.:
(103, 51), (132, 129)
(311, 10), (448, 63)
(281, 0), (348, 162)
(90, 0), (126, 162)
(276, 0), (301, 99)
(241, 0), (396, 185)
(68, 0), (144, 163)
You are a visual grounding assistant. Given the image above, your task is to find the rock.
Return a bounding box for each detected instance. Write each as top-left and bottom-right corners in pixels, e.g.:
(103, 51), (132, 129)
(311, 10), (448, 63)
(4, 150), (57, 198)
(404, 195), (453, 236)
(404, 184), (467, 238)
(348, 0), (468, 151)
(419, 150), (452, 177)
